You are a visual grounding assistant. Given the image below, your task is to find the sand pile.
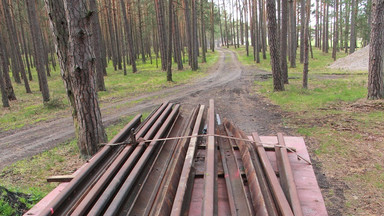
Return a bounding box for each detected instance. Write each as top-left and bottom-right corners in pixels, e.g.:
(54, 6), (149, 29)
(328, 45), (369, 71)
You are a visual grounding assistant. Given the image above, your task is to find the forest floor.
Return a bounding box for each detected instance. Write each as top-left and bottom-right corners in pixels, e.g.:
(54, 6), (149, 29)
(1, 47), (382, 215)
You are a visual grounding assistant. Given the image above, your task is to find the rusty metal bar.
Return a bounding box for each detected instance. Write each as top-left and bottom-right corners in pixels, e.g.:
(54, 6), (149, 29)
(69, 104), (170, 215)
(223, 120), (269, 216)
(128, 112), (186, 215)
(170, 105), (205, 215)
(103, 104), (180, 215)
(218, 126), (253, 216)
(252, 132), (294, 216)
(203, 99), (216, 216)
(149, 106), (201, 216)
(87, 103), (174, 215)
(276, 133), (304, 216)
(39, 114), (142, 216)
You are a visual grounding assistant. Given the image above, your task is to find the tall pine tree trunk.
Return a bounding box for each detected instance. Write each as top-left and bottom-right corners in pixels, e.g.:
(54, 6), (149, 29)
(367, 0), (384, 99)
(45, 0), (107, 157)
(344, 0), (350, 53)
(191, 0), (199, 70)
(332, 0), (339, 60)
(155, 0), (168, 71)
(266, 0), (284, 91)
(18, 1), (33, 81)
(0, 41), (9, 107)
(259, 0), (267, 59)
(289, 0), (296, 68)
(303, 0), (310, 89)
(0, 34), (16, 100)
(300, 0), (305, 63)
(90, 0), (106, 91)
(244, 0), (249, 56)
(120, 0), (137, 72)
(26, 0), (50, 102)
(137, 0), (146, 63)
(281, 0), (288, 84)
(201, 0), (207, 63)
(350, 0), (357, 53)
(167, 0), (174, 81)
(210, 0), (215, 51)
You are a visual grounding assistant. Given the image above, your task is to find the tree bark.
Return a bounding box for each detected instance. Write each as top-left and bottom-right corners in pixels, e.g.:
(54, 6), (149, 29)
(167, 0), (174, 81)
(259, 0), (267, 59)
(0, 39), (9, 107)
(210, 0), (215, 51)
(26, 0), (50, 102)
(350, 0), (357, 53)
(289, 0), (296, 68)
(266, 0), (284, 91)
(253, 0), (260, 63)
(137, 0), (146, 63)
(244, 0), (249, 56)
(344, 0), (350, 53)
(2, 0), (31, 93)
(303, 0), (310, 89)
(300, 0), (305, 63)
(191, 0), (199, 70)
(0, 34), (16, 100)
(155, 0), (168, 71)
(113, 0), (123, 70)
(89, 0), (106, 91)
(281, 0), (288, 84)
(315, 0), (319, 48)
(368, 0), (384, 99)
(18, 1), (33, 81)
(120, 0), (137, 72)
(223, 0), (229, 48)
(45, 0), (107, 157)
(173, 1), (183, 70)
(200, 0), (207, 63)
(332, 0), (339, 61)
(106, 0), (118, 71)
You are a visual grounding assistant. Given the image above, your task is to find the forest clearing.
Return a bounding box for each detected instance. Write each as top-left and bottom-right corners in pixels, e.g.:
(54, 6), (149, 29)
(1, 0), (384, 215)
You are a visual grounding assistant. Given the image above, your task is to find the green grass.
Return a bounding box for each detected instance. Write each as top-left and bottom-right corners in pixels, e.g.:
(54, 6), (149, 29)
(1, 52), (218, 131)
(230, 45), (384, 214)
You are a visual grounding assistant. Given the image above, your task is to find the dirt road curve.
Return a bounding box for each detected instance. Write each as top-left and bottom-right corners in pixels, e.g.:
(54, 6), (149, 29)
(0, 48), (285, 171)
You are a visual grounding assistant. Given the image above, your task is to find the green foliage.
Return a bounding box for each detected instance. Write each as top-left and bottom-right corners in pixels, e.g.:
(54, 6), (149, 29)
(0, 198), (15, 216)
